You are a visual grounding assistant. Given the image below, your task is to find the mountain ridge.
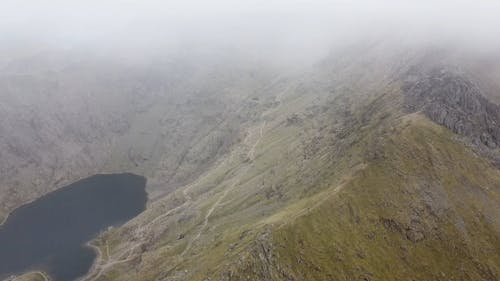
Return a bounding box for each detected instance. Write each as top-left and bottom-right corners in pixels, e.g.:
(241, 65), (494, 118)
(1, 44), (499, 281)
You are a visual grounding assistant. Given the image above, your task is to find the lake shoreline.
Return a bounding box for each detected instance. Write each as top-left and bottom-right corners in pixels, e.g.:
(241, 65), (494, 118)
(0, 173), (147, 281)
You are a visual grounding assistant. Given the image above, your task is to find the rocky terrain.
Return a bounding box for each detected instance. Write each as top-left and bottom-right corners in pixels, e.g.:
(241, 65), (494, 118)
(0, 52), (277, 223)
(1, 43), (499, 281)
(402, 58), (500, 165)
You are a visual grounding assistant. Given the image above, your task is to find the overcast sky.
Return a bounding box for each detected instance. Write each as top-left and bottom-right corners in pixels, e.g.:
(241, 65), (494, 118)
(1, 1), (500, 62)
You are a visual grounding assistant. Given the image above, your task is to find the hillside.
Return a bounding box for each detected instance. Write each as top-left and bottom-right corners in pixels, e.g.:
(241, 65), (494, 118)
(0, 42), (499, 281)
(66, 46), (500, 281)
(0, 53), (278, 223)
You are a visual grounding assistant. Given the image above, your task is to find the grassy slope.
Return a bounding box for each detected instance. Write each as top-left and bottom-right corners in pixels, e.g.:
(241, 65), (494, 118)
(222, 114), (500, 281)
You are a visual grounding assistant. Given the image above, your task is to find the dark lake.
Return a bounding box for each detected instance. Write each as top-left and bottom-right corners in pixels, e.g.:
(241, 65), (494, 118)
(0, 173), (147, 281)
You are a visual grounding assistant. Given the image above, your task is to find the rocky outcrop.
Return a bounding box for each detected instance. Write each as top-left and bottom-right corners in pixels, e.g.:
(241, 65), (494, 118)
(217, 228), (296, 281)
(403, 67), (500, 164)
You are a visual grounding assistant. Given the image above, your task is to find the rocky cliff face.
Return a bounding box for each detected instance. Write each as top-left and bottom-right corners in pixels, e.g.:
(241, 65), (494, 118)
(403, 68), (500, 148)
(403, 65), (500, 165)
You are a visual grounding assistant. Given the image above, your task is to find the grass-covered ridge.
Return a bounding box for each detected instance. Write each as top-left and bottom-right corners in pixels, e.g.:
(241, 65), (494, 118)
(218, 114), (500, 280)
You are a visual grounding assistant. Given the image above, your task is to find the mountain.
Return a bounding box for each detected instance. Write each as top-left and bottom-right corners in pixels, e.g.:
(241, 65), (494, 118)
(2, 42), (499, 281)
(0, 53), (276, 223)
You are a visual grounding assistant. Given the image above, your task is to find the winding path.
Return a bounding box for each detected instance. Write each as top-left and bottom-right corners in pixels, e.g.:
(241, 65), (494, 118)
(11, 271), (50, 281)
(85, 88), (286, 280)
(181, 120), (266, 256)
(179, 86), (286, 257)
(88, 244), (139, 281)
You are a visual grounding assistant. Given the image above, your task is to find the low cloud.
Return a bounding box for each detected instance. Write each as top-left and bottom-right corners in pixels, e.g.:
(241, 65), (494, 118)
(1, 0), (499, 63)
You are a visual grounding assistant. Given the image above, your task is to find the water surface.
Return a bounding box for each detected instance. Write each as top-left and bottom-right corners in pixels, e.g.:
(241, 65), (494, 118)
(0, 173), (147, 281)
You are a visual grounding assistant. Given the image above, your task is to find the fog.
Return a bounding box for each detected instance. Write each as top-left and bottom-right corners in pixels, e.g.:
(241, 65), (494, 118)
(1, 0), (500, 64)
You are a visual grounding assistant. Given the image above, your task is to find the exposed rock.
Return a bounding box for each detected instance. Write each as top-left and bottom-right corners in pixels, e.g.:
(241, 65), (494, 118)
(403, 67), (500, 160)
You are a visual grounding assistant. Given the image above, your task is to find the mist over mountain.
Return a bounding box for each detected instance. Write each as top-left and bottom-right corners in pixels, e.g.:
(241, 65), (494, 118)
(1, 1), (499, 281)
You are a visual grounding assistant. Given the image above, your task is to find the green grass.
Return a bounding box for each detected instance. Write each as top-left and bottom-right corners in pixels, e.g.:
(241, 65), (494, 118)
(225, 114), (500, 281)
